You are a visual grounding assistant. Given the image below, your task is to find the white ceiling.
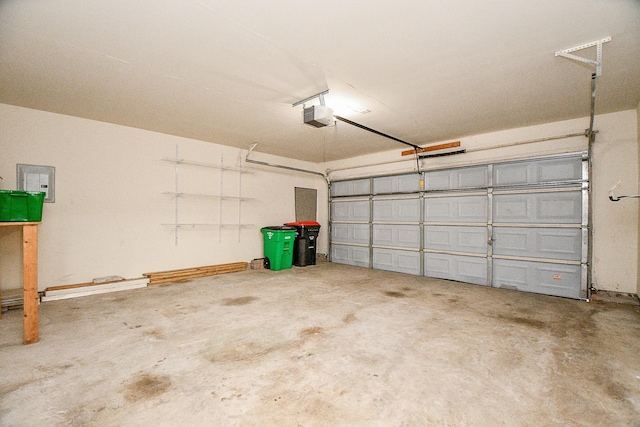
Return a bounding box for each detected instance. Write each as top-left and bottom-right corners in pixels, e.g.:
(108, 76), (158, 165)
(1, 0), (639, 162)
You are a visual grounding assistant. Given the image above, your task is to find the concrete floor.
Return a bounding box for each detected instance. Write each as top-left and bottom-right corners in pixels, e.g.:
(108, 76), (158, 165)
(1, 263), (639, 426)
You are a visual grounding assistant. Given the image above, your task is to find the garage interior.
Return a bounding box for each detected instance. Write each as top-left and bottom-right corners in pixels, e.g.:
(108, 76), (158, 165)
(1, 1), (639, 425)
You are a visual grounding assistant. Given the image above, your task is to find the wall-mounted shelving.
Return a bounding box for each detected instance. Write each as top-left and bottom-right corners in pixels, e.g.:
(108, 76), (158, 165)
(160, 157), (252, 173)
(162, 192), (251, 201)
(161, 147), (254, 245)
(160, 223), (255, 229)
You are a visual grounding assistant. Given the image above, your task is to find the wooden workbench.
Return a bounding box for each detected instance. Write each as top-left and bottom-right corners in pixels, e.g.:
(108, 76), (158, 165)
(0, 222), (40, 344)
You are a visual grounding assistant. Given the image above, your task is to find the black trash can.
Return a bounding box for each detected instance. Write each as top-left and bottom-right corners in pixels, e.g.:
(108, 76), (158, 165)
(284, 221), (321, 267)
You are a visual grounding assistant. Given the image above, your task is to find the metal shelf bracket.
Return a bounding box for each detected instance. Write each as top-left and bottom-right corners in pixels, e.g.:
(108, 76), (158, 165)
(555, 36), (611, 77)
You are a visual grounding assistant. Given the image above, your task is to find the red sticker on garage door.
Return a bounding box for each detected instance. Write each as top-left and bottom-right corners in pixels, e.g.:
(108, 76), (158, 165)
(553, 274), (562, 281)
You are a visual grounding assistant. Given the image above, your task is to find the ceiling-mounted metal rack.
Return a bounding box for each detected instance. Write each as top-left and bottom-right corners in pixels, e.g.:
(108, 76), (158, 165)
(555, 37), (611, 77)
(292, 89), (330, 108)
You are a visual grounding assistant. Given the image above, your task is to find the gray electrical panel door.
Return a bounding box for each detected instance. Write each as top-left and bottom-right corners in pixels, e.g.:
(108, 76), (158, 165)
(295, 187), (317, 221)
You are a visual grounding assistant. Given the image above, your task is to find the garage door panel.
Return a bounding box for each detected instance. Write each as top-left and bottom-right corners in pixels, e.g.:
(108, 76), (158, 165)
(373, 224), (420, 248)
(426, 201), (452, 219)
(331, 179), (370, 197)
(331, 223), (350, 241)
(425, 195), (487, 223)
(331, 223), (370, 245)
(493, 227), (581, 260)
(493, 259), (581, 299)
(373, 248), (420, 275)
(374, 227), (393, 243)
(374, 174), (421, 194)
(373, 249), (392, 267)
(425, 226), (487, 254)
(331, 201), (370, 222)
(494, 157), (582, 187)
(460, 199), (487, 220)
(373, 199), (420, 222)
(424, 166), (488, 191)
(398, 228), (419, 247)
(493, 191), (582, 224)
(331, 244), (370, 267)
(424, 253), (488, 285)
(537, 158), (582, 183)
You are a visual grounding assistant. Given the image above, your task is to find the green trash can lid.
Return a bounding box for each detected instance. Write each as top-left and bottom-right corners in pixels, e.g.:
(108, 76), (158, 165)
(261, 226), (296, 231)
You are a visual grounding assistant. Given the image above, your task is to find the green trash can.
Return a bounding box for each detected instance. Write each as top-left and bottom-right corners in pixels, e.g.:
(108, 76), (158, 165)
(260, 226), (296, 271)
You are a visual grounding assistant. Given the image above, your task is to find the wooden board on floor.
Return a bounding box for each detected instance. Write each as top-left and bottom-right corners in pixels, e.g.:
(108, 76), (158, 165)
(1, 288), (24, 312)
(42, 278), (149, 301)
(143, 262), (248, 285)
(46, 278), (129, 292)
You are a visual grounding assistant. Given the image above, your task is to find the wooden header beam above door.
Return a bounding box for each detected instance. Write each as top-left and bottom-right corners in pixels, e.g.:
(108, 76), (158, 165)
(401, 141), (460, 156)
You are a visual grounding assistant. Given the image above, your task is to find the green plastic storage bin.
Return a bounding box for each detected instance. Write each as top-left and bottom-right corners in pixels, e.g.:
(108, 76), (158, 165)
(260, 226), (296, 271)
(0, 190), (45, 222)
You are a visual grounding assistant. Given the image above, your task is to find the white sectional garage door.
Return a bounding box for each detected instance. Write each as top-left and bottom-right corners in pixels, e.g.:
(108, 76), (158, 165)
(330, 178), (371, 268)
(372, 175), (422, 275)
(329, 153), (588, 299)
(372, 195), (421, 275)
(491, 156), (586, 299)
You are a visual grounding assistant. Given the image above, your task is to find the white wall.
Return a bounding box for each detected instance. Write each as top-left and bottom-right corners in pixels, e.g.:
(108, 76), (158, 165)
(325, 110), (639, 295)
(591, 110), (638, 294)
(0, 104), (328, 291)
(2, 104), (637, 295)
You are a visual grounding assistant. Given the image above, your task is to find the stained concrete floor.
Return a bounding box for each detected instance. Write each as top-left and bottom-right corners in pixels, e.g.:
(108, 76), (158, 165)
(1, 263), (640, 426)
